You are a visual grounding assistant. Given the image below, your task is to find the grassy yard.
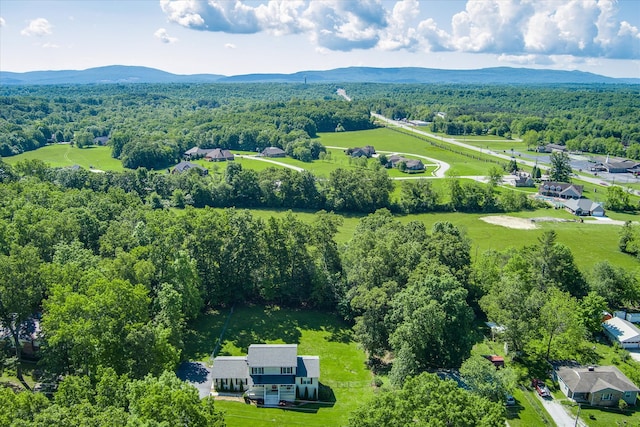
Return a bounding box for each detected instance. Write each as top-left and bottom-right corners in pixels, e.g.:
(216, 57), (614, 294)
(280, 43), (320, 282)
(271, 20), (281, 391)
(3, 144), (124, 171)
(184, 305), (373, 427)
(565, 403), (640, 427)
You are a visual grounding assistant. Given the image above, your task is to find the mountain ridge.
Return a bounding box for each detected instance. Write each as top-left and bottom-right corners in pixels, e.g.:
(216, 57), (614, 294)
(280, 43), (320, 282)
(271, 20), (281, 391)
(1, 65), (638, 85)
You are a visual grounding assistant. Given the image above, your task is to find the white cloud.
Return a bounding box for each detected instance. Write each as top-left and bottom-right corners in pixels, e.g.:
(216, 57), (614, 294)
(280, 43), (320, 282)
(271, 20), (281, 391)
(225, 43), (236, 49)
(158, 0), (640, 59)
(154, 28), (178, 44)
(0, 17), (5, 27)
(377, 0), (420, 51)
(42, 42), (60, 49)
(21, 18), (52, 37)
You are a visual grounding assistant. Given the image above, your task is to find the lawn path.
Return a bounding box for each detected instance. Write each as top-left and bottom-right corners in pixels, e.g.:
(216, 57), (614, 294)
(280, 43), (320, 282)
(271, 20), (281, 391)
(210, 305), (235, 363)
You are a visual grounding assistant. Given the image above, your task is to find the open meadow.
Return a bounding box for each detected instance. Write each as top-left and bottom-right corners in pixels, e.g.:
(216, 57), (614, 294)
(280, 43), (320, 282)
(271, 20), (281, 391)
(184, 305), (373, 427)
(2, 144), (124, 171)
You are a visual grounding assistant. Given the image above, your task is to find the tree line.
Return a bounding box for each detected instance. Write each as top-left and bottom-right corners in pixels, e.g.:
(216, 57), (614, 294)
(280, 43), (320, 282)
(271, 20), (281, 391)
(9, 158), (544, 215)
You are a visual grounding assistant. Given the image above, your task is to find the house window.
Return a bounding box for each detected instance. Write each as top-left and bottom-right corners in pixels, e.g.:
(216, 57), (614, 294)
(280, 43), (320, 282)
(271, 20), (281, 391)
(601, 393), (613, 401)
(301, 378), (312, 384)
(251, 367), (264, 375)
(281, 367), (293, 374)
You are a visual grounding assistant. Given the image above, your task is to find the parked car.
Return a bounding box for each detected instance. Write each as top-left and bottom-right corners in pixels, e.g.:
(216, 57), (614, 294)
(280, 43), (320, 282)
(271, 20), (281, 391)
(532, 378), (551, 398)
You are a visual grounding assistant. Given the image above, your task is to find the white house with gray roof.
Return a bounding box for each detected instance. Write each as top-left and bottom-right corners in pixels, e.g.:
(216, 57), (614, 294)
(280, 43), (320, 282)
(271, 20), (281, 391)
(211, 344), (319, 406)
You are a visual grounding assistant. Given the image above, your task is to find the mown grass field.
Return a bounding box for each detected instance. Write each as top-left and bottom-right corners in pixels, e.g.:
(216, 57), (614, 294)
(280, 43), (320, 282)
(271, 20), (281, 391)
(2, 144), (124, 171)
(184, 305), (373, 427)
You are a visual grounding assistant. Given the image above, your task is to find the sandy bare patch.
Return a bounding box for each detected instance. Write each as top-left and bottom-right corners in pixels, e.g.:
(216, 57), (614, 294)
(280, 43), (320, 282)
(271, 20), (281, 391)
(480, 215), (537, 230)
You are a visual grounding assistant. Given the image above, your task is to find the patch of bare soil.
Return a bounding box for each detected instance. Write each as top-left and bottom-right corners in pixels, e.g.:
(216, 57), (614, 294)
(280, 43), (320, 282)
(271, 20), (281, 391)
(480, 215), (537, 230)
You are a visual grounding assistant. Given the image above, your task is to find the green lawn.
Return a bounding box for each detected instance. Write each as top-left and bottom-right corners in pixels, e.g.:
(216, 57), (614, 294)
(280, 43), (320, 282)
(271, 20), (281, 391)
(184, 305), (373, 427)
(3, 144), (124, 171)
(565, 403), (640, 427)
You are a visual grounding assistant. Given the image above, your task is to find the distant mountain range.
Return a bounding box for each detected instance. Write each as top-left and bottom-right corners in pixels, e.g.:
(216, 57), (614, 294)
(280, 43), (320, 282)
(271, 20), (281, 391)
(1, 65), (638, 85)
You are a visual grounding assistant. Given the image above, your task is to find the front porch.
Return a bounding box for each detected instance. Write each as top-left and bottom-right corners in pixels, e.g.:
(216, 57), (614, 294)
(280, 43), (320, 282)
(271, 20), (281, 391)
(246, 383), (297, 406)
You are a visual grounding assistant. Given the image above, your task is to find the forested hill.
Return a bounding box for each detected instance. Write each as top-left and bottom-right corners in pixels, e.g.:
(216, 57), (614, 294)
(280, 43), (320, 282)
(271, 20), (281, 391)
(2, 65), (638, 85)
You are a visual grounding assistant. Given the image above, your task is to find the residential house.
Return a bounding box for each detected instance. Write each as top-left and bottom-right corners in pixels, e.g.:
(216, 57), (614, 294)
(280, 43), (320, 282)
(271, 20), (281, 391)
(211, 344), (319, 406)
(205, 148), (235, 162)
(507, 171), (534, 187)
(183, 147), (211, 159)
(347, 145), (376, 158)
(563, 198), (605, 217)
(93, 136), (110, 146)
(385, 155), (425, 173)
(538, 182), (583, 199)
(260, 147), (286, 158)
(556, 365), (639, 407)
(171, 161), (208, 175)
(603, 317), (640, 349)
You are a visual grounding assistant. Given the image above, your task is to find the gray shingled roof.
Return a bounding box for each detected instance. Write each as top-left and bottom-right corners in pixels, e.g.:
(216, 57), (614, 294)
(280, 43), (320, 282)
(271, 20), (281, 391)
(297, 356), (320, 378)
(563, 198), (603, 213)
(261, 147), (286, 156)
(557, 365), (640, 394)
(211, 356), (249, 380)
(247, 344), (297, 367)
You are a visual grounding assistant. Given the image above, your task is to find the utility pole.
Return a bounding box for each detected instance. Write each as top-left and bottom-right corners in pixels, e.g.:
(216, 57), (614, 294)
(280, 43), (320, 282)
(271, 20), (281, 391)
(574, 403), (581, 427)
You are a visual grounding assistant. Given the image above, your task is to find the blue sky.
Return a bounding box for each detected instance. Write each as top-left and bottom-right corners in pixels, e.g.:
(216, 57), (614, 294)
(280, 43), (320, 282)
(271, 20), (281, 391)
(1, 0), (639, 78)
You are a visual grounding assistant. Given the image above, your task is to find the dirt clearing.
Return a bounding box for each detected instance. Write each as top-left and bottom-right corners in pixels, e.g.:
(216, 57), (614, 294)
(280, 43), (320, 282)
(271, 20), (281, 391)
(480, 215), (537, 230)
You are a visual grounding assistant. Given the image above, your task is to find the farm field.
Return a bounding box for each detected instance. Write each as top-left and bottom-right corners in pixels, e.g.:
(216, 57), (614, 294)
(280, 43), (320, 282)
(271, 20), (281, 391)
(2, 144), (124, 171)
(184, 305), (373, 427)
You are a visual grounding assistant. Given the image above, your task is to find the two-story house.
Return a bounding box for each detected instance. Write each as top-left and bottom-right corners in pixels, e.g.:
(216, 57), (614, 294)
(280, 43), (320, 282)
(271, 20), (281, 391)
(211, 344), (319, 406)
